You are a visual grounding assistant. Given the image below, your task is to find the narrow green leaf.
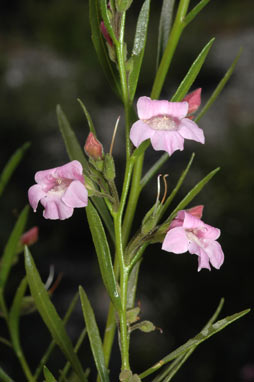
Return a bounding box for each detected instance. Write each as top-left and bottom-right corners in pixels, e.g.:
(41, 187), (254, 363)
(184, 0), (210, 27)
(128, 0), (150, 101)
(140, 308), (250, 379)
(0, 142), (30, 198)
(0, 367), (14, 382)
(89, 0), (121, 97)
(43, 366), (57, 382)
(116, 0), (133, 12)
(160, 153), (195, 219)
(195, 48), (242, 123)
(99, 0), (115, 41)
(56, 104), (114, 239)
(9, 277), (28, 354)
(77, 98), (96, 135)
(79, 286), (110, 382)
(161, 167), (220, 231)
(156, 0), (175, 69)
(171, 38), (215, 102)
(0, 205), (29, 293)
(34, 293), (80, 380)
(152, 298), (225, 382)
(86, 201), (121, 311)
(24, 247), (86, 381)
(56, 104), (89, 174)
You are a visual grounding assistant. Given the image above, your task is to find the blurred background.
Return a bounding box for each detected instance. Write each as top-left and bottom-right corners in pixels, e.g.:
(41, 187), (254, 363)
(0, 0), (254, 381)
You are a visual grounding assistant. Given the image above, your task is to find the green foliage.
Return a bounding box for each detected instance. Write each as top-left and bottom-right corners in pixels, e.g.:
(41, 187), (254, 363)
(79, 286), (110, 382)
(171, 38), (215, 102)
(128, 0), (150, 101)
(139, 308), (250, 379)
(43, 366), (57, 382)
(24, 247), (87, 382)
(0, 205), (29, 295)
(156, 0), (176, 69)
(86, 201), (121, 311)
(0, 142), (30, 198)
(0, 367), (14, 382)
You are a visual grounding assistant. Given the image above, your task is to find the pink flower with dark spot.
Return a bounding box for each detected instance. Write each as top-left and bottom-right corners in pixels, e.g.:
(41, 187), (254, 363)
(162, 208), (224, 271)
(130, 96), (205, 156)
(28, 160), (88, 220)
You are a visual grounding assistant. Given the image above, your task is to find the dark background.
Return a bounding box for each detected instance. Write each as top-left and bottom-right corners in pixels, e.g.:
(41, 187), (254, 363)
(0, 0), (254, 381)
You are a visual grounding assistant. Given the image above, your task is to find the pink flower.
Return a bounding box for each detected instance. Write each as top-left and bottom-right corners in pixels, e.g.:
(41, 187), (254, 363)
(28, 160), (88, 220)
(130, 97), (205, 156)
(183, 88), (202, 115)
(162, 209), (224, 271)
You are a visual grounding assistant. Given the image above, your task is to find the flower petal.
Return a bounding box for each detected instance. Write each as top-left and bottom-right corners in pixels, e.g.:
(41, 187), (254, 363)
(41, 196), (74, 220)
(150, 131), (184, 155)
(205, 240), (224, 269)
(183, 88), (201, 114)
(178, 118), (205, 143)
(137, 97), (188, 120)
(56, 160), (84, 182)
(62, 180), (88, 208)
(28, 184), (46, 211)
(162, 227), (189, 254)
(189, 242), (211, 271)
(182, 211), (204, 230)
(130, 120), (153, 147)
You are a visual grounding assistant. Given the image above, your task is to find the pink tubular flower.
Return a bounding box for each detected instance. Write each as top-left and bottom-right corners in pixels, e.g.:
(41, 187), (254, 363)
(28, 160), (88, 220)
(130, 96), (205, 156)
(162, 209), (224, 271)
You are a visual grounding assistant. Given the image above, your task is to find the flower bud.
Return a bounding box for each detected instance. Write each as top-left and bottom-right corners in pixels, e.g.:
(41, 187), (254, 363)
(84, 132), (104, 160)
(103, 153), (116, 181)
(183, 88), (202, 114)
(100, 21), (113, 47)
(187, 205), (204, 219)
(21, 226), (39, 246)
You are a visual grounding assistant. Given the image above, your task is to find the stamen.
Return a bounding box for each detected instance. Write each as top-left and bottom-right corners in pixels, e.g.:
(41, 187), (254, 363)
(110, 116), (120, 156)
(44, 265), (55, 290)
(156, 174), (162, 205)
(161, 174), (168, 204)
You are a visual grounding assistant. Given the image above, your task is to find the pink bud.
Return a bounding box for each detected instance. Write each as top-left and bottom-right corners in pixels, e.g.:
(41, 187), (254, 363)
(100, 21), (113, 47)
(21, 226), (39, 246)
(183, 88), (202, 114)
(187, 205), (204, 219)
(84, 132), (103, 160)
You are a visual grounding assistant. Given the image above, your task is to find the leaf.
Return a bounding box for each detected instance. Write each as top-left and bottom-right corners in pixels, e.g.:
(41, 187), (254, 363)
(56, 105), (89, 174)
(0, 205), (29, 293)
(116, 0), (133, 12)
(24, 247), (86, 381)
(139, 308), (250, 379)
(184, 0), (210, 27)
(9, 277), (28, 354)
(0, 367), (14, 382)
(128, 0), (150, 101)
(77, 98), (96, 135)
(0, 142), (30, 198)
(160, 167), (220, 232)
(156, 0), (175, 69)
(43, 366), (57, 382)
(195, 48), (242, 123)
(99, 0), (115, 41)
(152, 298), (225, 382)
(171, 38), (215, 102)
(90, 0), (121, 97)
(79, 286), (110, 382)
(86, 201), (121, 311)
(56, 104), (114, 239)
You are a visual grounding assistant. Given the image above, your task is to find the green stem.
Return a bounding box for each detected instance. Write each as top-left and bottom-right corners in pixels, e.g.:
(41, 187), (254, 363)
(113, 158), (135, 370)
(122, 154), (144, 246)
(102, 256), (119, 368)
(151, 0), (190, 99)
